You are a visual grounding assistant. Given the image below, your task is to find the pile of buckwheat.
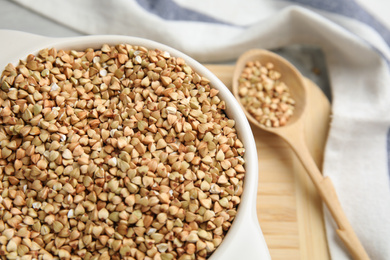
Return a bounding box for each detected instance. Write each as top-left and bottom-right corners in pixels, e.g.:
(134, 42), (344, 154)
(0, 44), (246, 260)
(238, 60), (295, 127)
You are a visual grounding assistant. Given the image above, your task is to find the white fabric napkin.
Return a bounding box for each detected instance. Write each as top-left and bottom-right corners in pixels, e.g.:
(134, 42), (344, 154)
(12, 0), (390, 259)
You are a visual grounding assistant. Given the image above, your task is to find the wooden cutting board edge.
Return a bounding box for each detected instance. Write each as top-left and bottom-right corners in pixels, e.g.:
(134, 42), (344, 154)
(204, 64), (331, 260)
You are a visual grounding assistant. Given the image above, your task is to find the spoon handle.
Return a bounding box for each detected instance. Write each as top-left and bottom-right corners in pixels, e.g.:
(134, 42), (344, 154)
(281, 128), (370, 260)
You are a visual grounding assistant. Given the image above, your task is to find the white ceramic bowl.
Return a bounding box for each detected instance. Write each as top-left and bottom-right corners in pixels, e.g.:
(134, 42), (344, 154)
(0, 30), (270, 260)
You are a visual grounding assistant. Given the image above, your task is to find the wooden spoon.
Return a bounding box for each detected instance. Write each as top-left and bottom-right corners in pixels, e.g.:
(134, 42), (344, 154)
(232, 49), (370, 260)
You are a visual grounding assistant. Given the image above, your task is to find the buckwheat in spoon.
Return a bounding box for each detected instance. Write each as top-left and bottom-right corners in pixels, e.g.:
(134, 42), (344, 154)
(232, 49), (370, 260)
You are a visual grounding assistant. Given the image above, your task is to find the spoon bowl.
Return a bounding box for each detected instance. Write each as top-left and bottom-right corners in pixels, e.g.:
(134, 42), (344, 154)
(232, 49), (306, 131)
(232, 49), (370, 260)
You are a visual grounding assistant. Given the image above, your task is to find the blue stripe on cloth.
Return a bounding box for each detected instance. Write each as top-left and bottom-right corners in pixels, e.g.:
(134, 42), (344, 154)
(136, 0), (390, 46)
(135, 0), (233, 25)
(288, 0), (390, 46)
(136, 0), (390, 47)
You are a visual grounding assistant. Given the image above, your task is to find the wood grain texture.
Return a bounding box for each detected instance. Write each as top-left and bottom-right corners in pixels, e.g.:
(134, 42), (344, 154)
(205, 64), (331, 260)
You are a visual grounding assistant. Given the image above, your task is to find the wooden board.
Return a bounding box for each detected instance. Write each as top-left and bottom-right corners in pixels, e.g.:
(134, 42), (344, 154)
(205, 64), (331, 260)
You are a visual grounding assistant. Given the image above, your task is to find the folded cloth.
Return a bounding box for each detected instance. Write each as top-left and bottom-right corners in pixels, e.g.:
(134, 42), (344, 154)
(12, 0), (390, 259)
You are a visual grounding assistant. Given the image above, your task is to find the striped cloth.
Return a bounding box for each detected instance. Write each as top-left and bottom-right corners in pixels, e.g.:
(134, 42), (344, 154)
(12, 0), (390, 259)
